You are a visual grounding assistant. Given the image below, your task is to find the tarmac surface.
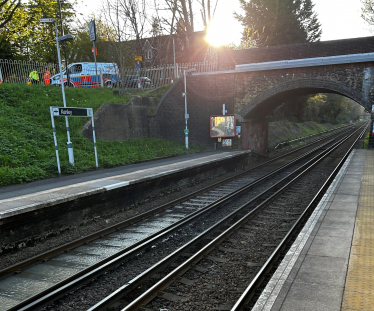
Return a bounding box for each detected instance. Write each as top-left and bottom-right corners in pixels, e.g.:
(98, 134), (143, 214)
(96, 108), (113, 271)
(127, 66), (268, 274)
(252, 149), (373, 311)
(0, 150), (250, 218)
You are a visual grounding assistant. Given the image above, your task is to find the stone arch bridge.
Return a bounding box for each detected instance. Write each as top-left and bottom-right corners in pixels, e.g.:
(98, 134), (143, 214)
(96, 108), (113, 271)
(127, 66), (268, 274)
(151, 36), (374, 152)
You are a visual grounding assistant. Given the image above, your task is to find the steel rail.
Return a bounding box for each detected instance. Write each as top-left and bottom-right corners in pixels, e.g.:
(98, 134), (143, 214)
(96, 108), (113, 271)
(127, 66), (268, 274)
(0, 125), (351, 280)
(274, 124), (348, 149)
(118, 124), (364, 311)
(230, 122), (369, 311)
(6, 128), (357, 311)
(89, 126), (363, 311)
(86, 130), (351, 311)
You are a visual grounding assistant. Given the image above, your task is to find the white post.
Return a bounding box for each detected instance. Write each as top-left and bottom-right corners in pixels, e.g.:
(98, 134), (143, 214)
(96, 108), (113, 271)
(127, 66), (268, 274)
(55, 21), (74, 165)
(223, 104), (226, 115)
(93, 40), (98, 85)
(50, 107), (61, 176)
(184, 69), (188, 149)
(100, 67), (103, 88)
(91, 112), (99, 169)
(173, 37), (176, 81)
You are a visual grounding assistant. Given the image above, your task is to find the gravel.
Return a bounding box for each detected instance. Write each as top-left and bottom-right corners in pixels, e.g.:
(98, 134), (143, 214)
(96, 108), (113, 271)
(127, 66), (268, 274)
(39, 132), (354, 311)
(0, 131), (335, 271)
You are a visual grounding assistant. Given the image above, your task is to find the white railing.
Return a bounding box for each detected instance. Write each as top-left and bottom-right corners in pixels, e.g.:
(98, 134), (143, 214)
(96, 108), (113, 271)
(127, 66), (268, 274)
(0, 59), (219, 89)
(120, 64), (175, 89)
(0, 59), (60, 85)
(177, 61), (219, 74)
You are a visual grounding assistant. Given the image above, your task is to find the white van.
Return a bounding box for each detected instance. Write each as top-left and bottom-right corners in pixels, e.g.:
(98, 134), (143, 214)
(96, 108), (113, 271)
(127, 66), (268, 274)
(51, 62), (119, 88)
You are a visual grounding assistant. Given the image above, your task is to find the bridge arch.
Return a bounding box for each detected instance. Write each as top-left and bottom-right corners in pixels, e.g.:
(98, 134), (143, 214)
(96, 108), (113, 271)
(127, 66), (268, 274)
(238, 78), (370, 119)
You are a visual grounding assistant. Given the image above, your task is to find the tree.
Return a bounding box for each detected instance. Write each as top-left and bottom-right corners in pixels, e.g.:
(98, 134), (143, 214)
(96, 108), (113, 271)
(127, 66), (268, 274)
(100, 0), (150, 70)
(235, 0), (322, 47)
(70, 16), (117, 63)
(300, 94), (363, 124)
(157, 0), (218, 62)
(0, 0), (21, 60)
(102, 0), (148, 53)
(0, 0), (76, 62)
(0, 0), (20, 29)
(361, 0), (374, 26)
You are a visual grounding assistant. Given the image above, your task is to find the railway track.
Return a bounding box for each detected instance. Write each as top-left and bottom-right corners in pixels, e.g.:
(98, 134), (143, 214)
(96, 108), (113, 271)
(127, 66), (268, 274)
(0, 124), (360, 311)
(85, 123), (367, 311)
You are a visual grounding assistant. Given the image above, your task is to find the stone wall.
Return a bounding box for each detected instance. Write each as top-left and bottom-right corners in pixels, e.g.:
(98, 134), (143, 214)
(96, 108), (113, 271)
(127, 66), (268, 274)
(218, 36), (374, 68)
(151, 61), (374, 151)
(234, 62), (374, 118)
(82, 96), (157, 141)
(150, 76), (240, 149)
(81, 37), (374, 152)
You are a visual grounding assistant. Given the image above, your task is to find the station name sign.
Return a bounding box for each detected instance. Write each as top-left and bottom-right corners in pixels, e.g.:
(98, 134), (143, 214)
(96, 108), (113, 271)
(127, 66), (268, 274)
(40, 18), (55, 23)
(52, 107), (93, 117)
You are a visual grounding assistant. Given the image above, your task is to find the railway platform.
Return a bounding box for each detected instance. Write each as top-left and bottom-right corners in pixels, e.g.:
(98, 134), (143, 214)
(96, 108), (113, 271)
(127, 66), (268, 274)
(253, 148), (374, 311)
(0, 150), (251, 218)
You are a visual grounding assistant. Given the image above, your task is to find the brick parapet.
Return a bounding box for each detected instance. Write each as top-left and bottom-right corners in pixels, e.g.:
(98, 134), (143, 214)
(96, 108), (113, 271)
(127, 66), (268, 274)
(219, 36), (374, 68)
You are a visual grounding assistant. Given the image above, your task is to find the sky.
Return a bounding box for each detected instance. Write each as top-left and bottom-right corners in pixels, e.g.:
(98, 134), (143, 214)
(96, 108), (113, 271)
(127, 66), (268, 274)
(77, 0), (373, 46)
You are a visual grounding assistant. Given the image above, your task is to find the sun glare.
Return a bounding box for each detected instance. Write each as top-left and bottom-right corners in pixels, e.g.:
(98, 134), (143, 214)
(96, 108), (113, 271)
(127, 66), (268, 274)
(206, 19), (236, 47)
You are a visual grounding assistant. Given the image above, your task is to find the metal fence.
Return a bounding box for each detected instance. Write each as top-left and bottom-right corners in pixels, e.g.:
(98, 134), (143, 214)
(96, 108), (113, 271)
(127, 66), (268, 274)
(177, 61), (219, 74)
(0, 59), (219, 89)
(0, 59), (60, 85)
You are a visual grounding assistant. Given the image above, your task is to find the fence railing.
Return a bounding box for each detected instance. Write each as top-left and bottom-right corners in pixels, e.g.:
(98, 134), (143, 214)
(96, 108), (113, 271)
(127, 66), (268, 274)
(0, 59), (219, 89)
(177, 61), (219, 74)
(0, 59), (60, 85)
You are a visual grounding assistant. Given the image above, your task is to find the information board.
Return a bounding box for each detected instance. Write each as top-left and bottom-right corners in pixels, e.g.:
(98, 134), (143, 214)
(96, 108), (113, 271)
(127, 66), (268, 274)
(210, 115), (236, 137)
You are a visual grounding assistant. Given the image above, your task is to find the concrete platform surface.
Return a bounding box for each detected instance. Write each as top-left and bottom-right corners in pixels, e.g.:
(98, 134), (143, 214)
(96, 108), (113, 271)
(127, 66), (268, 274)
(0, 150), (250, 219)
(252, 149), (374, 311)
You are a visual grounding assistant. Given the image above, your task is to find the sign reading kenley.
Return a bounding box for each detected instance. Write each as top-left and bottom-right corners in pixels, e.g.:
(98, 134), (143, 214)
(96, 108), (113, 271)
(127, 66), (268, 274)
(50, 106), (98, 176)
(52, 107), (93, 117)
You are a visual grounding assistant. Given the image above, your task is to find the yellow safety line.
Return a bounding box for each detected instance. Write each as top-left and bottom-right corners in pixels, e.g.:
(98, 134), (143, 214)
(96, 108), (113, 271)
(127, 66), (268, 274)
(342, 150), (374, 310)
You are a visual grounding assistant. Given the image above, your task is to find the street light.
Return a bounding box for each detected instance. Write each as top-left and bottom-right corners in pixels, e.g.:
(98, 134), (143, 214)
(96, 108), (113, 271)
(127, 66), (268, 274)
(56, 28), (75, 165)
(183, 68), (196, 149)
(40, 18), (75, 165)
(56, 0), (70, 85)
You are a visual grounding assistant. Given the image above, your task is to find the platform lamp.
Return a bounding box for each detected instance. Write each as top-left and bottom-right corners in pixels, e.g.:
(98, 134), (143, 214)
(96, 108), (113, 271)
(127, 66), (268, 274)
(57, 0), (71, 85)
(40, 18), (75, 165)
(57, 33), (75, 165)
(182, 68), (196, 149)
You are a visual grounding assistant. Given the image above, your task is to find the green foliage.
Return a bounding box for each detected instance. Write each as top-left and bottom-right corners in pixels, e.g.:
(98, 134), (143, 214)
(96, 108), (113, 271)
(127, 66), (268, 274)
(0, 35), (17, 59)
(0, 0), (20, 29)
(269, 120), (342, 147)
(0, 0), (76, 62)
(0, 84), (204, 186)
(69, 16), (118, 63)
(303, 94), (364, 124)
(274, 93), (365, 125)
(235, 0), (322, 47)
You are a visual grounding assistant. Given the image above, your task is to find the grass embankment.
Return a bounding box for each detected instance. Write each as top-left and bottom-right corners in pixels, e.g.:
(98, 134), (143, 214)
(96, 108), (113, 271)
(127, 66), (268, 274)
(0, 84), (203, 187)
(268, 120), (344, 148)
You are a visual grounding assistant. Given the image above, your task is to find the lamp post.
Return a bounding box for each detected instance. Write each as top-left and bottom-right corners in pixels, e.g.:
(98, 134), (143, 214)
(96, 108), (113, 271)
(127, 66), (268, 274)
(56, 31), (75, 165)
(183, 68), (196, 149)
(56, 0), (70, 85)
(40, 18), (75, 165)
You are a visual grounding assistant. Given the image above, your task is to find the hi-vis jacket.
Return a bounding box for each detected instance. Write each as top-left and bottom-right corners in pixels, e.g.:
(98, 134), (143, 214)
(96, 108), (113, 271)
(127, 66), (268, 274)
(29, 70), (40, 81)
